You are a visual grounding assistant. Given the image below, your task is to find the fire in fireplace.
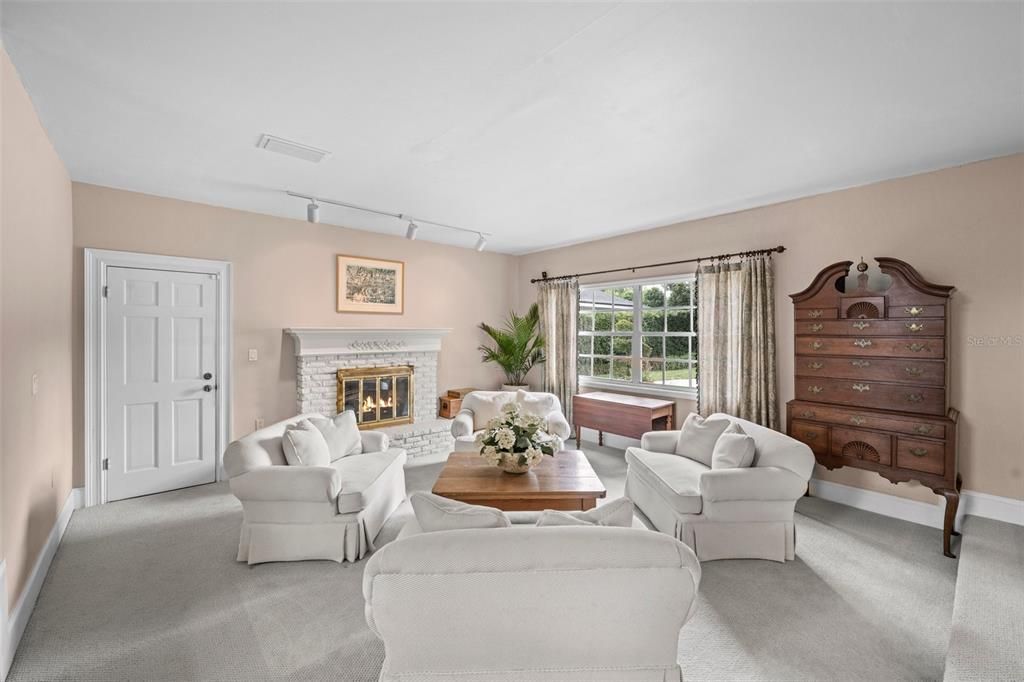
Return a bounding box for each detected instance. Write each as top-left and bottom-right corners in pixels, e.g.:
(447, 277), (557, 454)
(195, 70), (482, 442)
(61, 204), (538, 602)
(337, 366), (413, 428)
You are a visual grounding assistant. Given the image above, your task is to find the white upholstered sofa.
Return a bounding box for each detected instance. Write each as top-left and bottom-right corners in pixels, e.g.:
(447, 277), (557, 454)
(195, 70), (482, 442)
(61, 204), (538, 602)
(223, 414), (406, 564)
(363, 520), (702, 681)
(450, 389), (572, 452)
(625, 413), (814, 562)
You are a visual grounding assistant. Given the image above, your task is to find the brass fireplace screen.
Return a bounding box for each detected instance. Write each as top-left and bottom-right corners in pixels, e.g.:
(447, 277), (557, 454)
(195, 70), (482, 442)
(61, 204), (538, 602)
(337, 366), (413, 429)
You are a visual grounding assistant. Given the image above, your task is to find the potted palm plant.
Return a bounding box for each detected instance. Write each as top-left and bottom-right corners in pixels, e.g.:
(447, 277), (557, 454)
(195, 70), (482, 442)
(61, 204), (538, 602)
(478, 303), (545, 390)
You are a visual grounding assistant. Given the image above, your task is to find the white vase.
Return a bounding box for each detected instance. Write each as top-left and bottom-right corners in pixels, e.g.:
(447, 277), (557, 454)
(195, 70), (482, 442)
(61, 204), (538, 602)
(501, 384), (528, 392)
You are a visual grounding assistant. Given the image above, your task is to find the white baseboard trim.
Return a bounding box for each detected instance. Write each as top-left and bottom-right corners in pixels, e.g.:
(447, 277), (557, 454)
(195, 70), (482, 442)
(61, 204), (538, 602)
(809, 478), (1023, 531)
(1, 487), (83, 680)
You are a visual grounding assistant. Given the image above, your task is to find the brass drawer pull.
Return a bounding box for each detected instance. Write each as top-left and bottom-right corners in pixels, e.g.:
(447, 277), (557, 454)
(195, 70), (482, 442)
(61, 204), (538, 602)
(800, 411), (816, 419)
(850, 359), (871, 368)
(849, 416), (866, 425)
(907, 393), (924, 403)
(807, 361), (824, 370)
(807, 309), (823, 318)
(906, 343), (929, 353)
(904, 366), (924, 377)
(909, 447), (929, 457)
(852, 321), (870, 330)
(808, 385), (824, 394)
(811, 341), (824, 350)
(905, 306), (924, 317)
(852, 383), (871, 392)
(915, 425), (934, 435)
(853, 339), (872, 348)
(906, 322), (926, 333)
(802, 431), (819, 441)
(809, 323), (824, 332)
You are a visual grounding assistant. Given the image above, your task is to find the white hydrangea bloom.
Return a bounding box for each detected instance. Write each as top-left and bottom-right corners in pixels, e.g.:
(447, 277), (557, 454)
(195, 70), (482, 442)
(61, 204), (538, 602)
(502, 402), (519, 414)
(496, 428), (516, 450)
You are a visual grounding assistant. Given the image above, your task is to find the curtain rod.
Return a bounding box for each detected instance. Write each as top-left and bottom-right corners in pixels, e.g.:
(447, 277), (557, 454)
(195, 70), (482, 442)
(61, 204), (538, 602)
(530, 245), (786, 284)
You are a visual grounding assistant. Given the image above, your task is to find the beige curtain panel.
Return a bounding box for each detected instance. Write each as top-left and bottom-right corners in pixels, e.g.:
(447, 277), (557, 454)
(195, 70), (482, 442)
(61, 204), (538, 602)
(537, 279), (579, 424)
(697, 254), (778, 429)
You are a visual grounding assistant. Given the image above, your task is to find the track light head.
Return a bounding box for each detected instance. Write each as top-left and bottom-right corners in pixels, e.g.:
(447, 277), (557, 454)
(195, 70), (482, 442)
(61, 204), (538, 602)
(475, 233), (487, 252)
(406, 221), (419, 240)
(306, 200), (320, 224)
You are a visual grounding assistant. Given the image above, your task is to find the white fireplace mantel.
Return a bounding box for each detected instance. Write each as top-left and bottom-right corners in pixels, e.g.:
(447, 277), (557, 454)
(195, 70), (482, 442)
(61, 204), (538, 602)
(285, 328), (451, 357)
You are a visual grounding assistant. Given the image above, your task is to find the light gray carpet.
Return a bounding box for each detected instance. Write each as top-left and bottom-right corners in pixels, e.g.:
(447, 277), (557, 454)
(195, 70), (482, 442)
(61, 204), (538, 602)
(943, 515), (1024, 681)
(11, 444), (960, 681)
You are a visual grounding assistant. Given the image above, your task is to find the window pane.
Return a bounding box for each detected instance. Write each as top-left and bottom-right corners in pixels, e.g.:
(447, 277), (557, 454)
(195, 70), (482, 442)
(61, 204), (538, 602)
(611, 287), (634, 304)
(613, 311), (634, 332)
(612, 337), (632, 356)
(642, 336), (663, 358)
(594, 311), (613, 331)
(593, 357), (611, 378)
(577, 356), (591, 377)
(642, 310), (665, 332)
(665, 336), (689, 359)
(577, 311), (594, 331)
(667, 309), (691, 332)
(577, 335), (592, 354)
(596, 288), (618, 311)
(666, 282), (691, 306)
(593, 335), (611, 355)
(612, 358), (632, 381)
(692, 335), (699, 360)
(665, 360), (693, 386)
(641, 285), (665, 308)
(579, 289), (594, 305)
(642, 359), (664, 384)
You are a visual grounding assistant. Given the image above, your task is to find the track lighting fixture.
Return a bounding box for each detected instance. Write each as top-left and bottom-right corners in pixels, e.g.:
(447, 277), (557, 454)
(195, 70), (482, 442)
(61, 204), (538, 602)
(285, 190), (492, 251)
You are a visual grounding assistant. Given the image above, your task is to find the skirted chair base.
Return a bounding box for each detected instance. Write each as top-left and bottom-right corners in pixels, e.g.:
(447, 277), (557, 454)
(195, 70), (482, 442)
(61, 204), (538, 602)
(236, 469), (406, 563)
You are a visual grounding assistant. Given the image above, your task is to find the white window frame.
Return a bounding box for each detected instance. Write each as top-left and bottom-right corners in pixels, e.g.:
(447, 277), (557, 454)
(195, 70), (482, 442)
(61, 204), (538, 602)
(577, 273), (697, 399)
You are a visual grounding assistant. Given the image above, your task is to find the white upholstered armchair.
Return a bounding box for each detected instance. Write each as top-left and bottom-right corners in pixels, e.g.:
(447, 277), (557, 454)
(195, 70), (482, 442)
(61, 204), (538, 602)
(223, 414), (407, 564)
(626, 413), (814, 562)
(363, 525), (701, 681)
(450, 390), (572, 452)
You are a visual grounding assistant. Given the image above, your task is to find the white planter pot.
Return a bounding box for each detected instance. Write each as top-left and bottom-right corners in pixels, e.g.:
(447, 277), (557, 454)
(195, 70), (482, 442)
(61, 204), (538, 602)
(501, 384), (528, 392)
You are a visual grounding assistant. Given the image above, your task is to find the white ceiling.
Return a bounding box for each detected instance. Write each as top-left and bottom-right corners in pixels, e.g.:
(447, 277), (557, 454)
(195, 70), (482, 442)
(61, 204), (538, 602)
(3, 2), (1022, 254)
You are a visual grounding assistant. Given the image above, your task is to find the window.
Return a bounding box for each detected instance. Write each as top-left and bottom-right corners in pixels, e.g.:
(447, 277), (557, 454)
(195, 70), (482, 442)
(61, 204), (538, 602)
(577, 277), (697, 392)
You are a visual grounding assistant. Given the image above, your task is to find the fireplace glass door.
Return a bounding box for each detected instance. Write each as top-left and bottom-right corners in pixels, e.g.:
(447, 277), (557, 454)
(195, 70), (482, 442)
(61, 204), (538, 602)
(337, 366), (414, 429)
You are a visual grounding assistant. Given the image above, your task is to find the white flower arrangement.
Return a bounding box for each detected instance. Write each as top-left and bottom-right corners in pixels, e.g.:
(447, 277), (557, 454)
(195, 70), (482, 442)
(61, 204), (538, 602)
(475, 402), (555, 472)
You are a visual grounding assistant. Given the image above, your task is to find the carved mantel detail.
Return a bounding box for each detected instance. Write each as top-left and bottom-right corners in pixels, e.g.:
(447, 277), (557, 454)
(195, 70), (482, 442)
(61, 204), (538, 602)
(285, 328), (450, 357)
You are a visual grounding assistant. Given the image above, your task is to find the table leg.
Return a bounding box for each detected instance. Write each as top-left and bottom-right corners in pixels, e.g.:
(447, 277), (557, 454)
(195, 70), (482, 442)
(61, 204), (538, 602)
(598, 431), (603, 446)
(574, 425), (581, 443)
(951, 473), (963, 537)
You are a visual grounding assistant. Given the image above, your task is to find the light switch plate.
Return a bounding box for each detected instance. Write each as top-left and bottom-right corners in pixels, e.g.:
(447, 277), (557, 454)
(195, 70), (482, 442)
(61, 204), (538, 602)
(248, 348), (258, 362)
(31, 373), (39, 396)
(255, 417), (265, 430)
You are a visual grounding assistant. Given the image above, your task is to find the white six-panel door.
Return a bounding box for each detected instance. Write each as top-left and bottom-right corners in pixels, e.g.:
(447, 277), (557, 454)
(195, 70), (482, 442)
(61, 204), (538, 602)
(105, 266), (218, 501)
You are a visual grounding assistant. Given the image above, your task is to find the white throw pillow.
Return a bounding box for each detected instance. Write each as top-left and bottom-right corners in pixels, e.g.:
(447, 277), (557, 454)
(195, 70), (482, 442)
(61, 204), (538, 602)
(310, 411), (362, 461)
(516, 390), (557, 418)
(675, 413), (731, 466)
(281, 419), (331, 467)
(536, 497), (635, 528)
(409, 492), (511, 532)
(468, 392), (515, 430)
(711, 422), (757, 469)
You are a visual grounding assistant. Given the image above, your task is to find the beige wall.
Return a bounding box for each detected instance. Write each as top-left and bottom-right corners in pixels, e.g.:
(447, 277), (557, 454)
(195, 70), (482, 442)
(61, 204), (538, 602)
(1, 49), (75, 609)
(517, 154), (1024, 504)
(71, 183), (518, 486)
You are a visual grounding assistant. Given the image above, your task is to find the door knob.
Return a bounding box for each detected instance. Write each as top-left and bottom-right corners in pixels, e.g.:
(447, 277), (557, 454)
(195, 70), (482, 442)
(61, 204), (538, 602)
(203, 372), (213, 380)
(203, 385), (213, 392)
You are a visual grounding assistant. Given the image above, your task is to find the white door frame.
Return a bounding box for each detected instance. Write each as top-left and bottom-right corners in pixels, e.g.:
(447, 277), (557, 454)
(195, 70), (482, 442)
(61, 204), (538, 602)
(84, 248), (232, 507)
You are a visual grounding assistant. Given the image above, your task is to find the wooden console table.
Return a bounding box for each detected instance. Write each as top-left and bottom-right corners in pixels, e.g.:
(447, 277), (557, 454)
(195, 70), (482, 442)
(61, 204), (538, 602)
(572, 392), (676, 445)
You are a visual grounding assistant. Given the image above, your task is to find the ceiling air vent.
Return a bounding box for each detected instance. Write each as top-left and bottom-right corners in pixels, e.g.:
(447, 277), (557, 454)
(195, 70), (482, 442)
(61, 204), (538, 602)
(256, 134), (331, 163)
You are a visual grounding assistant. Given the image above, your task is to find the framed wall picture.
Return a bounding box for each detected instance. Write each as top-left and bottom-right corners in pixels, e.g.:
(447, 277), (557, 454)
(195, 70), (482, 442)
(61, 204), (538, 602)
(336, 254), (405, 314)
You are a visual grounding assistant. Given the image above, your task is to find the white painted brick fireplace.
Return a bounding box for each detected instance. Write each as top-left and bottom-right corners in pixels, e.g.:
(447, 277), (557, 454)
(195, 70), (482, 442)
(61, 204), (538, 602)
(285, 328), (454, 459)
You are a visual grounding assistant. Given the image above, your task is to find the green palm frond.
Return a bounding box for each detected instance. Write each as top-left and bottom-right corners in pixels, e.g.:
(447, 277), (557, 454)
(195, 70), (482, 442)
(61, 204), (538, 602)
(478, 303), (546, 385)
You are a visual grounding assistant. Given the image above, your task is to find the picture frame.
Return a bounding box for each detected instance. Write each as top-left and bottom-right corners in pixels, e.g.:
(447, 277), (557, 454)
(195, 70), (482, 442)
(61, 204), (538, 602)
(333, 253), (401, 311)
(336, 254), (405, 314)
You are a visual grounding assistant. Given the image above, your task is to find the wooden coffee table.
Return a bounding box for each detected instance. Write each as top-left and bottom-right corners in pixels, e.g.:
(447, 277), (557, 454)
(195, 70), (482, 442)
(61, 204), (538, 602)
(431, 450), (607, 511)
